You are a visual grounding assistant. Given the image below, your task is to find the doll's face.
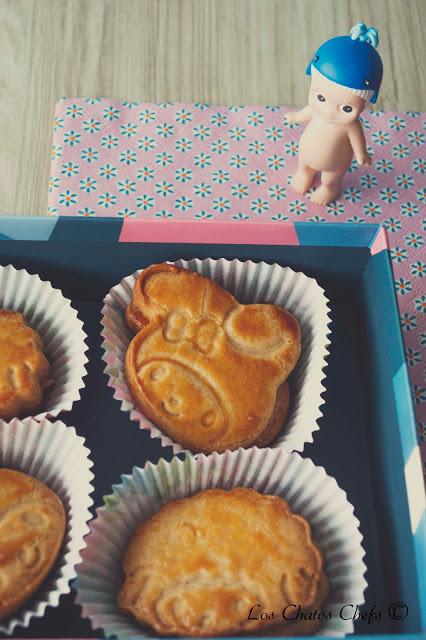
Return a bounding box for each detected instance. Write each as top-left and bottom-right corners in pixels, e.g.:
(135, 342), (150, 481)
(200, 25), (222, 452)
(308, 67), (367, 124)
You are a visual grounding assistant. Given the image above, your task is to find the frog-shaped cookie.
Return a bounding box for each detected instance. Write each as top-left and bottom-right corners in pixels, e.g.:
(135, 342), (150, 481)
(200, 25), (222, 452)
(125, 264), (301, 452)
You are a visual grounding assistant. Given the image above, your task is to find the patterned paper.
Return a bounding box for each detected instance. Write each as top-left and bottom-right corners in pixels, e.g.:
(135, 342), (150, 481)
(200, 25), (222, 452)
(48, 99), (426, 473)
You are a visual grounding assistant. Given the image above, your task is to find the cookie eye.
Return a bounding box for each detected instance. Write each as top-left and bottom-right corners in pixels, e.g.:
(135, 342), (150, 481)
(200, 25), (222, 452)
(317, 94), (326, 103)
(342, 105), (353, 113)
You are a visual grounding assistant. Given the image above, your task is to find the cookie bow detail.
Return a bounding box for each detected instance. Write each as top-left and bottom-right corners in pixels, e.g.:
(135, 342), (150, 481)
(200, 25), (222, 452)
(163, 311), (218, 354)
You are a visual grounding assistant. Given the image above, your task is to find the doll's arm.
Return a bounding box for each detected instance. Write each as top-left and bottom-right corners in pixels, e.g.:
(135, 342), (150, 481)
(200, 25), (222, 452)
(348, 121), (372, 165)
(284, 106), (313, 125)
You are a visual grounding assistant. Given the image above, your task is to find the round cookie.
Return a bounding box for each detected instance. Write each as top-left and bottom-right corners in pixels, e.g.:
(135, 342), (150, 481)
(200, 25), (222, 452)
(118, 488), (327, 637)
(0, 310), (50, 419)
(0, 469), (66, 620)
(264, 572), (330, 636)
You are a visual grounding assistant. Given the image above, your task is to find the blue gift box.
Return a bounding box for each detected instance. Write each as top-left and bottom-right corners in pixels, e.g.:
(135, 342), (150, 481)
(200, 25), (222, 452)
(0, 217), (424, 640)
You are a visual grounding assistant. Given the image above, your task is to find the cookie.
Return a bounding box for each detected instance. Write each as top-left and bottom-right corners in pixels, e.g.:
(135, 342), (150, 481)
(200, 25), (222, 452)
(125, 264), (301, 452)
(264, 572), (329, 636)
(0, 310), (50, 419)
(0, 469), (66, 620)
(118, 487), (327, 637)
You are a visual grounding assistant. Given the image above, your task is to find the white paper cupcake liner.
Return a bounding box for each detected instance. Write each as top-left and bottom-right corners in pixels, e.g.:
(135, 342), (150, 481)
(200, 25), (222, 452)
(75, 447), (366, 638)
(101, 258), (330, 453)
(0, 264), (88, 421)
(0, 417), (94, 635)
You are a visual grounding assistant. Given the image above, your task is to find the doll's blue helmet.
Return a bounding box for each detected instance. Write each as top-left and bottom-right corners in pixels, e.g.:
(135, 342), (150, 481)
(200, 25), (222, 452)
(306, 23), (383, 103)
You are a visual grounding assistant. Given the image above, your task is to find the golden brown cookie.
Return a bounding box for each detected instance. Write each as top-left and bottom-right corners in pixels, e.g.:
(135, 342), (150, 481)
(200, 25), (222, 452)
(0, 468), (66, 620)
(125, 264), (301, 452)
(263, 572), (330, 636)
(0, 310), (50, 419)
(118, 488), (326, 637)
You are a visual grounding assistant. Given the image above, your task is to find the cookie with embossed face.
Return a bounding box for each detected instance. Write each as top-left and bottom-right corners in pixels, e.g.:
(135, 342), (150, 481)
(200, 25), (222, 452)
(125, 264), (301, 452)
(0, 310), (51, 419)
(0, 469), (66, 620)
(118, 488), (327, 637)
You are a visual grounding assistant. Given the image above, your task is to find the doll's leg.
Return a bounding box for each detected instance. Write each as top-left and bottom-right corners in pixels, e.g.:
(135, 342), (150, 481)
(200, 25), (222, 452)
(310, 169), (345, 205)
(290, 160), (316, 195)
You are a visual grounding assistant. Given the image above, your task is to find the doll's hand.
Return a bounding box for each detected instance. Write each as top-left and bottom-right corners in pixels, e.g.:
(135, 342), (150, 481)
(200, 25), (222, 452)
(284, 112), (299, 124)
(356, 151), (372, 166)
(284, 107), (313, 125)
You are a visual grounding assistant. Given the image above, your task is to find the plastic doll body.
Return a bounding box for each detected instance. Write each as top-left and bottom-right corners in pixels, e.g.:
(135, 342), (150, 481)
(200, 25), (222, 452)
(286, 68), (371, 204)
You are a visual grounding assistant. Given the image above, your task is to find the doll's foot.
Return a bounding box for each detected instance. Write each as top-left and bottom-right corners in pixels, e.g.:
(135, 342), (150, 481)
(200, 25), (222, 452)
(291, 168), (315, 195)
(310, 184), (341, 205)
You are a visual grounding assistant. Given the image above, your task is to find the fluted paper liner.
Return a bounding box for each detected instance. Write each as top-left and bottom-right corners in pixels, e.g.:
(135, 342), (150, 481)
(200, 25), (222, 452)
(0, 264), (88, 420)
(0, 418), (94, 634)
(75, 447), (366, 637)
(101, 258), (331, 453)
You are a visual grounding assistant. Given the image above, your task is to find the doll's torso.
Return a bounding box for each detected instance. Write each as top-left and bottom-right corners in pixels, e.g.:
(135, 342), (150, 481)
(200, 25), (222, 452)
(298, 115), (354, 172)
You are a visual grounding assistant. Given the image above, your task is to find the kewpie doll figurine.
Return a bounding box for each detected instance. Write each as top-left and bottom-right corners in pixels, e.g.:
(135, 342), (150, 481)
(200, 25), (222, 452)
(285, 23), (383, 205)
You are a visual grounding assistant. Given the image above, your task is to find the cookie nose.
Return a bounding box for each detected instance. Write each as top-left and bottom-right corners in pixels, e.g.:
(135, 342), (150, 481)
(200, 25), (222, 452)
(201, 409), (216, 428)
(162, 396), (181, 416)
(149, 366), (166, 381)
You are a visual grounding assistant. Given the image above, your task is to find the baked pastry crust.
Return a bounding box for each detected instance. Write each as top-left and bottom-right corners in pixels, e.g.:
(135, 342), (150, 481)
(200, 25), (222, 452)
(0, 310), (50, 419)
(263, 572), (329, 636)
(118, 488), (327, 637)
(0, 469), (66, 620)
(125, 264), (301, 452)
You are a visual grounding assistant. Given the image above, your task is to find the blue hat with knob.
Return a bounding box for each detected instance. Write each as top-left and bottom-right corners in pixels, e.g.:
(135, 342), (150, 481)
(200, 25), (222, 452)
(306, 23), (383, 104)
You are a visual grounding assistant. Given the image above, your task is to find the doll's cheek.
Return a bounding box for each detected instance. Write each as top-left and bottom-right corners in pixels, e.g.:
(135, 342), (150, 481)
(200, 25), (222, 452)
(341, 112), (358, 124)
(349, 108), (364, 122)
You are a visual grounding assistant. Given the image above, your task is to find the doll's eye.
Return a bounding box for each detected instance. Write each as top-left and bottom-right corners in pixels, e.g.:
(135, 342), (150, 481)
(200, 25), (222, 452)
(342, 105), (353, 113)
(317, 94), (326, 102)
